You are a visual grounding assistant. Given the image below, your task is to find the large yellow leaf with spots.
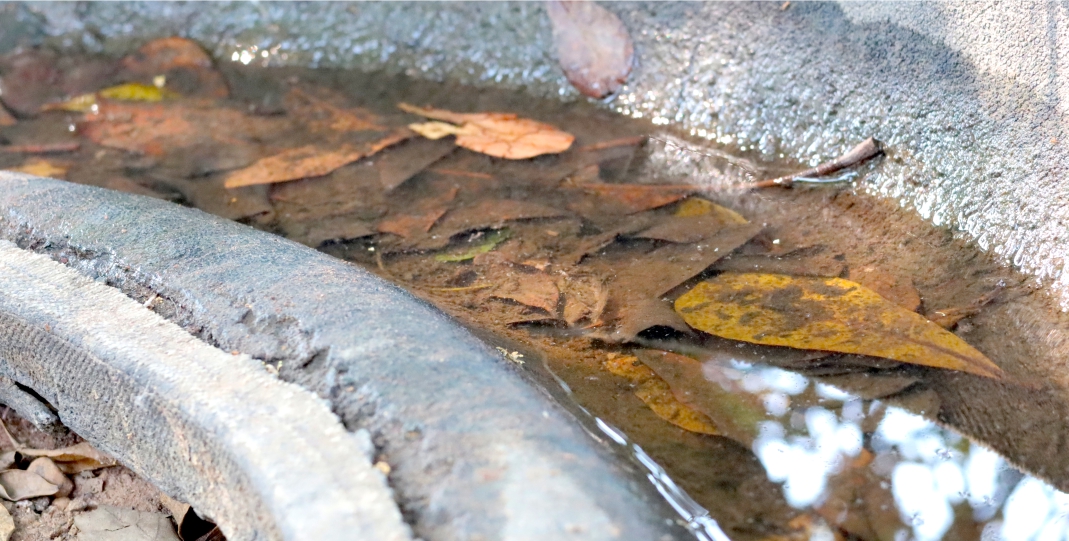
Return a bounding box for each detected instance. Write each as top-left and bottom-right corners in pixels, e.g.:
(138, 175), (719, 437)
(674, 273), (1003, 379)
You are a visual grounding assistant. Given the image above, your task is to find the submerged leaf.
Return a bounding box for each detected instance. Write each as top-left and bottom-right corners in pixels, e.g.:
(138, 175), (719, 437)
(6, 158), (68, 178)
(492, 272), (560, 314)
(399, 103), (574, 159)
(435, 229), (512, 262)
(223, 130), (410, 188)
(603, 355), (719, 435)
(546, 0), (634, 98)
(121, 36), (229, 99)
(674, 273), (1003, 378)
(46, 83), (178, 113)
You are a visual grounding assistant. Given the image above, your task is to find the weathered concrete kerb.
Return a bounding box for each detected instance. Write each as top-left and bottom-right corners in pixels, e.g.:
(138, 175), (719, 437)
(0, 174), (694, 541)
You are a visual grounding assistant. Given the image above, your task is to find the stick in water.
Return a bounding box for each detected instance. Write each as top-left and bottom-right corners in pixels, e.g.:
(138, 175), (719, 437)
(745, 137), (882, 189)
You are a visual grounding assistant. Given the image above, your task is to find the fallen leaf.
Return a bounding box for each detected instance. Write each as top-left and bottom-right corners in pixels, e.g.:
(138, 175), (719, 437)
(631, 212), (743, 244)
(377, 207), (449, 239)
(546, 1), (634, 98)
(373, 137), (456, 191)
(573, 182), (692, 213)
(6, 158), (68, 178)
(399, 103), (574, 159)
(673, 197), (749, 223)
(416, 199), (569, 250)
(492, 272), (561, 314)
(851, 267), (921, 312)
(611, 298), (691, 342)
(674, 273), (1003, 378)
(712, 246), (847, 278)
(284, 87), (385, 134)
(408, 121), (460, 140)
(121, 37), (229, 99)
(45, 83), (178, 112)
(0, 469), (58, 500)
(299, 218), (377, 247)
(0, 142), (80, 154)
(926, 286), (1003, 330)
(560, 276), (609, 327)
(636, 350), (764, 444)
(27, 457), (72, 498)
(20, 442), (118, 473)
(435, 229), (512, 262)
(603, 355), (718, 435)
(223, 129), (410, 188)
(74, 506), (181, 541)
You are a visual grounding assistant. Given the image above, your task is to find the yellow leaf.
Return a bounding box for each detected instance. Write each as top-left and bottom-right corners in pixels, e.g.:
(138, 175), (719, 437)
(98, 83), (178, 102)
(7, 159), (68, 179)
(408, 121), (462, 140)
(603, 355), (719, 435)
(674, 273), (1003, 379)
(674, 197), (748, 224)
(399, 103), (574, 159)
(44, 83), (178, 113)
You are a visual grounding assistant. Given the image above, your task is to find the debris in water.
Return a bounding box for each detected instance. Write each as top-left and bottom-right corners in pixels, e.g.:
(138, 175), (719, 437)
(675, 273), (1004, 378)
(603, 354), (719, 435)
(7, 158), (69, 178)
(435, 229), (513, 262)
(399, 103), (575, 159)
(546, 0), (634, 98)
(750, 137), (883, 189)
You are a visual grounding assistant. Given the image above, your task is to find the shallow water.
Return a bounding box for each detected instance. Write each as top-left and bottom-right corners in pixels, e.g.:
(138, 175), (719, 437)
(4, 48), (1069, 541)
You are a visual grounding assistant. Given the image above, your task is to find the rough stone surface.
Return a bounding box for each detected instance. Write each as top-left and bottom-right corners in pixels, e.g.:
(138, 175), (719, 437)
(9, 1), (1069, 308)
(0, 221), (411, 541)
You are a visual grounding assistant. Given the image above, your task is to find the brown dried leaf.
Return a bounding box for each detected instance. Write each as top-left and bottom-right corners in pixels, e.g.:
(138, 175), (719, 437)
(374, 138), (456, 191)
(377, 206), (449, 239)
(26, 457), (72, 498)
(284, 87), (385, 134)
(399, 103), (574, 159)
(560, 276), (609, 327)
(493, 272), (561, 314)
(223, 129), (410, 188)
(121, 37), (229, 98)
(611, 298), (692, 343)
(547, 1), (634, 98)
(0, 470), (58, 501)
(632, 212), (743, 244)
(20, 441), (118, 474)
(574, 182), (692, 213)
(603, 355), (719, 435)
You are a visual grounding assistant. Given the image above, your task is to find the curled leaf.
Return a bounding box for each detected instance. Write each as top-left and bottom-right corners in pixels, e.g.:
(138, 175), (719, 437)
(674, 273), (1003, 379)
(547, 1), (634, 98)
(19, 441), (118, 473)
(0, 470), (58, 501)
(399, 103), (574, 159)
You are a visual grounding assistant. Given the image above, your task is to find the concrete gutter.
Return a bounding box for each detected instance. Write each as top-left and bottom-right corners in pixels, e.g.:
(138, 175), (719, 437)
(14, 0), (1068, 306)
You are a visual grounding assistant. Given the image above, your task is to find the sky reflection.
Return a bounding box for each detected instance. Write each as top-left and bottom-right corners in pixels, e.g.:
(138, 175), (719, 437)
(729, 361), (1069, 541)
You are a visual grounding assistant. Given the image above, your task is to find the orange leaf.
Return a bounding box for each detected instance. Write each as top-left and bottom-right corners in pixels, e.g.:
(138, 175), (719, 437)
(399, 103), (574, 159)
(223, 130), (410, 188)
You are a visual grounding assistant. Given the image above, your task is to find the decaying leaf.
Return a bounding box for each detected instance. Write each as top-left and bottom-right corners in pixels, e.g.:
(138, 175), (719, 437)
(560, 276), (609, 327)
(435, 229), (512, 262)
(574, 182), (693, 213)
(851, 266), (921, 312)
(0, 469), (58, 500)
(285, 87), (385, 134)
(674, 273), (1003, 379)
(674, 197), (749, 223)
(546, 1), (634, 98)
(44, 83), (178, 112)
(223, 130), (410, 188)
(603, 354), (719, 435)
(377, 206), (449, 239)
(27, 457), (72, 498)
(74, 506), (181, 541)
(399, 103), (574, 159)
(492, 272), (561, 314)
(20, 441), (118, 474)
(611, 298), (692, 343)
(636, 350), (764, 445)
(6, 158), (68, 178)
(121, 37), (229, 99)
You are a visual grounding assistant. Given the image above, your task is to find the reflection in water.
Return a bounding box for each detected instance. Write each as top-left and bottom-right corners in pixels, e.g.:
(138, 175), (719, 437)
(731, 360), (1068, 541)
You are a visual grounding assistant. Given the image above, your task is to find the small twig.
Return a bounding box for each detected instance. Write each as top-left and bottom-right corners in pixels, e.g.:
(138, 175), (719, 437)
(0, 142), (81, 154)
(0, 419), (22, 451)
(744, 137), (882, 189)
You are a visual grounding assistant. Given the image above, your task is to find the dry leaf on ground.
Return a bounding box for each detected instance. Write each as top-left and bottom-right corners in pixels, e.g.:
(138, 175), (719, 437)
(6, 158), (68, 178)
(223, 129), (410, 188)
(399, 103), (574, 159)
(674, 273), (1004, 378)
(74, 506), (181, 541)
(546, 0), (634, 98)
(0, 504), (11, 541)
(20, 442), (118, 473)
(0, 469), (59, 500)
(603, 354), (719, 435)
(121, 37), (229, 99)
(27, 457), (72, 497)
